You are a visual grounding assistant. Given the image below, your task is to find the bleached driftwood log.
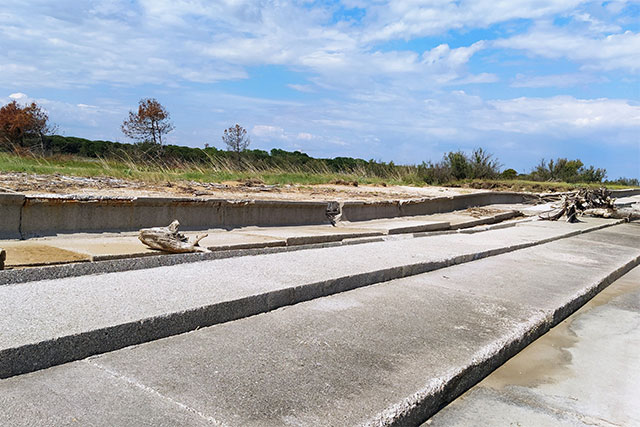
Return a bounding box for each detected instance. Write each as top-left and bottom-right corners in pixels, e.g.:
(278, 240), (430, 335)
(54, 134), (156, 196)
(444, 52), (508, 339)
(583, 207), (640, 221)
(139, 220), (210, 253)
(540, 188), (639, 222)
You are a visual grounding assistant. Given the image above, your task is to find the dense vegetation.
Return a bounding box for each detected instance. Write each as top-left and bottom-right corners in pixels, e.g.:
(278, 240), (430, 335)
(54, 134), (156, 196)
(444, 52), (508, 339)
(0, 134), (637, 188)
(1, 99), (635, 188)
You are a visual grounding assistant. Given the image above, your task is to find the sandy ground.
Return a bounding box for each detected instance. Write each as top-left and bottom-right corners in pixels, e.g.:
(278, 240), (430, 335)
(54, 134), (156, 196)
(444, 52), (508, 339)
(0, 171), (484, 201)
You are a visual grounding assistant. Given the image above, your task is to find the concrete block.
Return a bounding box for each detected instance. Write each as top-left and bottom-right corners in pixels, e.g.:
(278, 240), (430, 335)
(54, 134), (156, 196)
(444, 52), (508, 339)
(341, 192), (528, 221)
(339, 218), (450, 234)
(237, 225), (384, 245)
(427, 266), (640, 427)
(43, 231), (286, 261)
(18, 196), (331, 237)
(610, 188), (640, 198)
(0, 361), (215, 427)
(0, 217), (625, 379)
(0, 193), (24, 239)
(3, 226), (634, 426)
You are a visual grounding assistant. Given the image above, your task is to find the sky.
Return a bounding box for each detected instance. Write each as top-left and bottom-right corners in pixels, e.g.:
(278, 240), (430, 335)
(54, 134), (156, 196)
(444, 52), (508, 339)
(1, 0), (639, 179)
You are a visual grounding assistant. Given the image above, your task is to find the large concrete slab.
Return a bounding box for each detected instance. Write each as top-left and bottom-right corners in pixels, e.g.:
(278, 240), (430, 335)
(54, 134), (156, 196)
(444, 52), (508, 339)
(339, 218), (450, 234)
(232, 224), (384, 245)
(0, 218), (622, 379)
(1, 223), (637, 426)
(427, 266), (640, 427)
(44, 231), (286, 261)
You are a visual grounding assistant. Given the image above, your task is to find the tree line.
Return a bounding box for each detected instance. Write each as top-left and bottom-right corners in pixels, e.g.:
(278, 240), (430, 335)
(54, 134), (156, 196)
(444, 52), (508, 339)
(0, 98), (636, 186)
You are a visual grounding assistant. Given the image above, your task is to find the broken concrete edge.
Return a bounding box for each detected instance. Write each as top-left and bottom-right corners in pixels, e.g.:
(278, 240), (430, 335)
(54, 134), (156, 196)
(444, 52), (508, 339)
(0, 191), (540, 239)
(364, 254), (640, 427)
(449, 210), (522, 230)
(340, 192), (533, 222)
(0, 221), (627, 379)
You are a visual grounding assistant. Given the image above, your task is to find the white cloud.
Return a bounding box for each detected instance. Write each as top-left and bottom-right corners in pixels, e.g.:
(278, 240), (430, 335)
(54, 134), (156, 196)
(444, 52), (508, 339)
(495, 27), (640, 72)
(9, 92), (28, 100)
(511, 73), (606, 88)
(361, 0), (586, 42)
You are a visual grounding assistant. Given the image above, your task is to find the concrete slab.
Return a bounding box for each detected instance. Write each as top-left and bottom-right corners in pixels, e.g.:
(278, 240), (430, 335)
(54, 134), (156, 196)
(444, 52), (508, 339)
(339, 218), (450, 234)
(1, 224), (636, 426)
(0, 359), (215, 427)
(426, 266), (640, 427)
(0, 218), (625, 379)
(573, 222), (640, 249)
(45, 231), (286, 261)
(232, 224), (384, 245)
(0, 241), (91, 267)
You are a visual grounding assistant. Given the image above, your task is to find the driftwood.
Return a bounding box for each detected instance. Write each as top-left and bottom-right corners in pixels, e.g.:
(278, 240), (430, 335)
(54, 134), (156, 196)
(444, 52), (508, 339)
(540, 188), (639, 222)
(139, 220), (210, 253)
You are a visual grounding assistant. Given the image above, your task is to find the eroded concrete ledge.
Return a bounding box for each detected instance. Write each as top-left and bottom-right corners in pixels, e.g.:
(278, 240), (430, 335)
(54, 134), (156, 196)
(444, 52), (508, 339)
(0, 193), (24, 239)
(341, 192), (531, 222)
(0, 191), (535, 238)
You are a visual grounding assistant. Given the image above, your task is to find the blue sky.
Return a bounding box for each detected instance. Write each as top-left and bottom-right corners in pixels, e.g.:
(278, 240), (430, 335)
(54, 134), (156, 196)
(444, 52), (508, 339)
(1, 0), (639, 179)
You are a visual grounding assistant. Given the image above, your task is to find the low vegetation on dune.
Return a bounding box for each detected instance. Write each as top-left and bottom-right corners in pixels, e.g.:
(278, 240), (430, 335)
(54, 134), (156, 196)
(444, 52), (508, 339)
(0, 141), (636, 193)
(0, 99), (637, 191)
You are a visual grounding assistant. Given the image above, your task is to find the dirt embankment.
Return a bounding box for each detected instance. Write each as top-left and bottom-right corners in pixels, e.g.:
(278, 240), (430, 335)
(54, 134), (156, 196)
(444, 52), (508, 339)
(0, 172), (484, 201)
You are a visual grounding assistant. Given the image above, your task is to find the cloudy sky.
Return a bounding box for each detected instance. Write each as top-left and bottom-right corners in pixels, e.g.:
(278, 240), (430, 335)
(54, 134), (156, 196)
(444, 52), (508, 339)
(1, 0), (639, 178)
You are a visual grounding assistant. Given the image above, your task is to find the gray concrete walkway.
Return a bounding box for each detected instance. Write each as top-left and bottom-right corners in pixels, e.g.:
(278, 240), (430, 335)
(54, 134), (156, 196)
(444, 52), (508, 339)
(0, 217), (621, 379)
(427, 265), (640, 426)
(0, 221), (638, 426)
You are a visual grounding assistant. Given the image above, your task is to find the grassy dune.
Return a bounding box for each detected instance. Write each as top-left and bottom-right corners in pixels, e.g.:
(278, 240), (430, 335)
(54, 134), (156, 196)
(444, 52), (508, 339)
(0, 152), (634, 192)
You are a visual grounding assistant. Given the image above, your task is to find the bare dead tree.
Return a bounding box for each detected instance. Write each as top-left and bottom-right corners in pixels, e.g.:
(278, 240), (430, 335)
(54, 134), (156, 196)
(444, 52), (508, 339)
(122, 98), (174, 145)
(222, 124), (250, 161)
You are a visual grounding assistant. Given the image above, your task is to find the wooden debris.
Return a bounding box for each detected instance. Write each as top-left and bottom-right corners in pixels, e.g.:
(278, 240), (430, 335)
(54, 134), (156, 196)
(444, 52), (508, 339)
(540, 188), (639, 222)
(139, 220), (210, 253)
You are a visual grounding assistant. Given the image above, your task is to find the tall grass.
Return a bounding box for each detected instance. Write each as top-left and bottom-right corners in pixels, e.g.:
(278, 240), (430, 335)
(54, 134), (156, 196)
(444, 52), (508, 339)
(0, 151), (634, 191)
(0, 152), (406, 186)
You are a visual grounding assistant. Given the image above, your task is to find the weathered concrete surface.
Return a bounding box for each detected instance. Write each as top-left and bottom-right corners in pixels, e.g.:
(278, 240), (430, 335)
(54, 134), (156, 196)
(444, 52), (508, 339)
(426, 265), (640, 427)
(17, 196), (331, 237)
(0, 193), (24, 239)
(0, 223), (637, 426)
(0, 191), (538, 238)
(0, 209), (522, 268)
(0, 241), (91, 267)
(0, 218), (622, 379)
(232, 224), (385, 245)
(338, 218), (450, 235)
(43, 231), (287, 262)
(340, 192), (531, 221)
